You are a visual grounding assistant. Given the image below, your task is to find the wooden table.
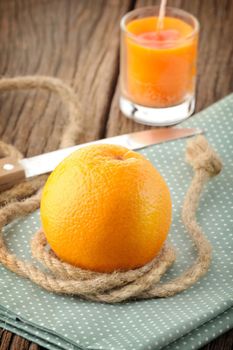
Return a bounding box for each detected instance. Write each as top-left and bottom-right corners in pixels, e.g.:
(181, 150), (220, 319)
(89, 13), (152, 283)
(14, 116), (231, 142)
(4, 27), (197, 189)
(0, 0), (232, 349)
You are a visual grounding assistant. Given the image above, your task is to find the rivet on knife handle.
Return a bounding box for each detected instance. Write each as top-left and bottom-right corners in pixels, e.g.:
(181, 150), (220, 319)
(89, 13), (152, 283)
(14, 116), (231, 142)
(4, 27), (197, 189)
(0, 157), (26, 191)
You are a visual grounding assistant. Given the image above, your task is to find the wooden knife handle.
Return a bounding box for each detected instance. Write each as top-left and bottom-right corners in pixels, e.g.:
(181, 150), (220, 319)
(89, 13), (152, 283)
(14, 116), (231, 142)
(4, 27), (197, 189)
(0, 157), (26, 191)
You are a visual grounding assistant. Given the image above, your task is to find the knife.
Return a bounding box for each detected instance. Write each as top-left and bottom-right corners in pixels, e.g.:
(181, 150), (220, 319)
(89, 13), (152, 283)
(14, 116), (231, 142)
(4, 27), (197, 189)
(0, 127), (202, 191)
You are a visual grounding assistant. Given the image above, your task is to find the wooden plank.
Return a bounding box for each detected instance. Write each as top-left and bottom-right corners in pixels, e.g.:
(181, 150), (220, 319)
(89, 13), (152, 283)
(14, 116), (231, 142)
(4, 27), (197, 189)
(9, 334), (30, 350)
(0, 330), (13, 350)
(106, 0), (233, 136)
(0, 0), (132, 157)
(0, 1), (133, 349)
(201, 329), (233, 350)
(0, 328), (3, 338)
(28, 344), (40, 350)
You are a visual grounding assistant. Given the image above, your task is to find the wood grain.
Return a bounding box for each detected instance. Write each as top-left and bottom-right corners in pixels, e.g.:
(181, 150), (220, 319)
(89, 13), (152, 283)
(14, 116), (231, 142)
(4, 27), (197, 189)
(106, 0), (233, 136)
(201, 329), (233, 350)
(0, 330), (32, 350)
(9, 334), (30, 350)
(0, 0), (132, 156)
(0, 331), (12, 350)
(0, 1), (232, 350)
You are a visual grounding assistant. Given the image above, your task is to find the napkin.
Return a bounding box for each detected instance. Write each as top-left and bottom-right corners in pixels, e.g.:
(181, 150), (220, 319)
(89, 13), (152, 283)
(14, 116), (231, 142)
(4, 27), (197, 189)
(0, 94), (233, 350)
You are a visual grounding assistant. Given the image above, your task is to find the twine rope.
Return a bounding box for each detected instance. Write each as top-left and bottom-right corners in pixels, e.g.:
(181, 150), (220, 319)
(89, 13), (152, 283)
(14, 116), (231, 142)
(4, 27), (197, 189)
(0, 76), (222, 303)
(0, 76), (85, 206)
(0, 76), (84, 148)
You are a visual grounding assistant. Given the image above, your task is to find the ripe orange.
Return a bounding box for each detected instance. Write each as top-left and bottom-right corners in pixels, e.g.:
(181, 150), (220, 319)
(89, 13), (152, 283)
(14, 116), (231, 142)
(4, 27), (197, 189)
(40, 144), (172, 273)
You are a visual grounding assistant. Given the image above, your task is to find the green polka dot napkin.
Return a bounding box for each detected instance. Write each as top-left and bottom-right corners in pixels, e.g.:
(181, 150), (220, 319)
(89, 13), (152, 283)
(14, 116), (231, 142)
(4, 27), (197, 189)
(0, 94), (233, 350)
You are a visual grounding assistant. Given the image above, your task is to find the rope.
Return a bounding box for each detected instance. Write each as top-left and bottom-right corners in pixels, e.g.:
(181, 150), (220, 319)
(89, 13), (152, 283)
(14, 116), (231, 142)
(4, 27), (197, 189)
(0, 76), (84, 205)
(0, 76), (84, 148)
(0, 88), (223, 304)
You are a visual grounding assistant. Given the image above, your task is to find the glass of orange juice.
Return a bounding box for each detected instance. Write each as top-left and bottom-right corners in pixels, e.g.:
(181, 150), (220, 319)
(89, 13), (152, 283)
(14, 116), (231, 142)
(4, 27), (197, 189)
(120, 6), (199, 126)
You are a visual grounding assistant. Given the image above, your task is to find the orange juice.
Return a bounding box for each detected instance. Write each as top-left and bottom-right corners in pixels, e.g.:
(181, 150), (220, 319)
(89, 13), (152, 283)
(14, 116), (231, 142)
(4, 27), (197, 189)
(121, 16), (198, 108)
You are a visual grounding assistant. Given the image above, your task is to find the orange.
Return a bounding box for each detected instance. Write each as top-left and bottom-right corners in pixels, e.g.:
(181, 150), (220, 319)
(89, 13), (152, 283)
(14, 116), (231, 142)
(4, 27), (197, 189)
(40, 144), (172, 273)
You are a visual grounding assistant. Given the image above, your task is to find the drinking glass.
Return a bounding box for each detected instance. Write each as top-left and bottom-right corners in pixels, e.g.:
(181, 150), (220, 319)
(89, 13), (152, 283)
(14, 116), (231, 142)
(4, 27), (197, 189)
(120, 6), (199, 126)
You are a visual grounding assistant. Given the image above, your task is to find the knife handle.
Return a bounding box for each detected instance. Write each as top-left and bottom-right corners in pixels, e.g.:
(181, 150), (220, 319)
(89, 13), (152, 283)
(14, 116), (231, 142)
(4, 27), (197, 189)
(0, 157), (26, 191)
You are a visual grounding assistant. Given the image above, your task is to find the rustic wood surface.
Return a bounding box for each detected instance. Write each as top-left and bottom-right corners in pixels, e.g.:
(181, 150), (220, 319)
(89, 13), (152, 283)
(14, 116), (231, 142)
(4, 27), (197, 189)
(0, 0), (232, 349)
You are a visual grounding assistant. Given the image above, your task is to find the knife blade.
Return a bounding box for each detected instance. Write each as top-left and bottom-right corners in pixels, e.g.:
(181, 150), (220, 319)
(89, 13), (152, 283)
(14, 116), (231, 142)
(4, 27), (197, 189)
(0, 127), (203, 191)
